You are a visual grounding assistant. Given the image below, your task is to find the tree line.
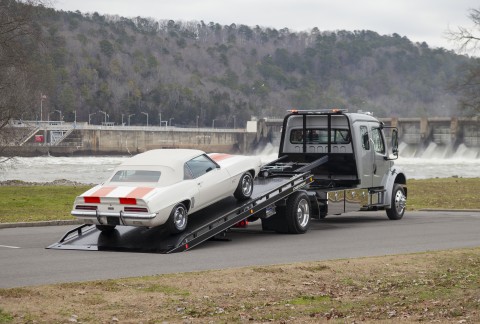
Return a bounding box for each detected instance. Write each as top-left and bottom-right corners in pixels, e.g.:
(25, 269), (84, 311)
(2, 1), (480, 133)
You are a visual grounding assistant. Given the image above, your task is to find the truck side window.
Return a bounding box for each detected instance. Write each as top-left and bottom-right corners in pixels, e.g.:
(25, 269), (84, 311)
(371, 128), (385, 154)
(360, 126), (369, 150)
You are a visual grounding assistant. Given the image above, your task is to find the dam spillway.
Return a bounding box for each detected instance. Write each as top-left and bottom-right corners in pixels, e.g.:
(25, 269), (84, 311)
(4, 116), (480, 158)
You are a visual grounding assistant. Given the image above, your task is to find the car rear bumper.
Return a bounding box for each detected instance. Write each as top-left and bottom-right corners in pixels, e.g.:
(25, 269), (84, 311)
(71, 210), (168, 227)
(72, 210), (157, 219)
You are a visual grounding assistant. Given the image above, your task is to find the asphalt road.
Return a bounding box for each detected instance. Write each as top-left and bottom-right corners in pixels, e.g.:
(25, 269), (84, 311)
(1, 210), (479, 288)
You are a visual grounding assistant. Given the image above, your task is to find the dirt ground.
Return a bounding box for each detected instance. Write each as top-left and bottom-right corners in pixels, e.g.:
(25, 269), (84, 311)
(1, 247), (479, 323)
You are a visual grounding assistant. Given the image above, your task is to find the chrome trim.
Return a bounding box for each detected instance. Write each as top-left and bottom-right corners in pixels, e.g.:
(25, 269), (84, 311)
(72, 210), (157, 219)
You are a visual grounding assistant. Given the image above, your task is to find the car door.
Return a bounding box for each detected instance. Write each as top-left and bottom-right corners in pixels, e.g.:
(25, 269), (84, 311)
(185, 154), (231, 210)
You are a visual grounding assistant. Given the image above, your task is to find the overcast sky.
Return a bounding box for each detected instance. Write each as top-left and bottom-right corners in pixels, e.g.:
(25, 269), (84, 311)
(52, 0), (478, 53)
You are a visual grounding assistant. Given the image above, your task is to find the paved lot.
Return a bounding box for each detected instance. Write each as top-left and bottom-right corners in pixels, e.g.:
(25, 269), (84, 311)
(1, 210), (479, 288)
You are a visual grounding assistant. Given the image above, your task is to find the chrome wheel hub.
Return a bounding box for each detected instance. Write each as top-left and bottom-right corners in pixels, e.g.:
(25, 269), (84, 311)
(296, 199), (310, 228)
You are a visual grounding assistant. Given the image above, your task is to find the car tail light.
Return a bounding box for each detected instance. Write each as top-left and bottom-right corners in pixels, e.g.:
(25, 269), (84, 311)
(76, 205), (98, 210)
(119, 198), (137, 205)
(124, 206), (148, 213)
(84, 197), (100, 204)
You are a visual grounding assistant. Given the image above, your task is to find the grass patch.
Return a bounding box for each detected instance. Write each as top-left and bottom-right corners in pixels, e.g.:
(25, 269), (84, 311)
(137, 284), (190, 296)
(0, 178), (478, 224)
(0, 309), (14, 323)
(408, 177), (480, 210)
(289, 294), (331, 305)
(0, 185), (89, 223)
(0, 248), (478, 323)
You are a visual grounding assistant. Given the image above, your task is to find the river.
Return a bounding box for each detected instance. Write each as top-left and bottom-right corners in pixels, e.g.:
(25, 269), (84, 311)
(1, 147), (479, 184)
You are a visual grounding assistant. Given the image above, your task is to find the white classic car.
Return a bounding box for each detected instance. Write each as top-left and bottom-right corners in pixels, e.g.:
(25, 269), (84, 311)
(71, 149), (262, 233)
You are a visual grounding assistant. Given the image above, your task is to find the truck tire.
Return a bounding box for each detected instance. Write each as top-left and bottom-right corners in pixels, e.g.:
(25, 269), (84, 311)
(167, 203), (188, 233)
(96, 225), (116, 233)
(285, 191), (311, 234)
(386, 184), (406, 220)
(234, 172), (254, 200)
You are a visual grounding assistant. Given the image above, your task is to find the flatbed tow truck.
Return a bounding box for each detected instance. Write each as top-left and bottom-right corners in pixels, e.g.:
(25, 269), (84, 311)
(48, 109), (407, 253)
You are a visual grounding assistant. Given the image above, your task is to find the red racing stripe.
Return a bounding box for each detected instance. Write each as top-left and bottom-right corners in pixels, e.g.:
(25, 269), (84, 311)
(89, 186), (116, 197)
(126, 187), (154, 199)
(209, 153), (233, 162)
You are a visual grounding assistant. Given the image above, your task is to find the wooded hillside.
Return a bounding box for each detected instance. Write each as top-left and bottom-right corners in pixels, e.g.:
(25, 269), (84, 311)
(32, 6), (473, 127)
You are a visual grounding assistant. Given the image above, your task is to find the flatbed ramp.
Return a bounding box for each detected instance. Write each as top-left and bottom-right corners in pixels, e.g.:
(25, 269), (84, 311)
(47, 172), (312, 253)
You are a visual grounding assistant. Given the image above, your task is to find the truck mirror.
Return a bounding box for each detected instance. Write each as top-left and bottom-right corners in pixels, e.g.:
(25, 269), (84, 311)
(391, 129), (399, 156)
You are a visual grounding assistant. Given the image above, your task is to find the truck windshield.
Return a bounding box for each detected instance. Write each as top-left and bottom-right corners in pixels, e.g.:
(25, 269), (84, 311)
(290, 128), (350, 144)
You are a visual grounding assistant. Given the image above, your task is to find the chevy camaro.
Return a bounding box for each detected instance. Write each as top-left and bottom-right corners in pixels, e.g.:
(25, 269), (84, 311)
(71, 149), (262, 233)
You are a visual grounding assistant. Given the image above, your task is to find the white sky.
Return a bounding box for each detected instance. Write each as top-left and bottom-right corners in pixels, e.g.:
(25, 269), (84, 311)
(52, 0), (478, 53)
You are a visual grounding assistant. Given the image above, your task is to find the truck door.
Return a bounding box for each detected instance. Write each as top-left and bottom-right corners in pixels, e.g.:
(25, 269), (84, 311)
(358, 125), (373, 188)
(370, 126), (389, 188)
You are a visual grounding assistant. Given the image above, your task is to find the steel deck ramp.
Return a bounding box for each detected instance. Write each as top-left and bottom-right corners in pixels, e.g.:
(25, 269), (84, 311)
(47, 173), (313, 253)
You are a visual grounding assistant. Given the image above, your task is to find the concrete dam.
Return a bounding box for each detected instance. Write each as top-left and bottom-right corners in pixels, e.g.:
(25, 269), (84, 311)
(4, 116), (480, 158)
(5, 121), (263, 156)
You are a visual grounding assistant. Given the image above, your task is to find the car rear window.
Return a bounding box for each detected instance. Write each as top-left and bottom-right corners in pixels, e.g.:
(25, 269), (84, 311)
(110, 170), (161, 182)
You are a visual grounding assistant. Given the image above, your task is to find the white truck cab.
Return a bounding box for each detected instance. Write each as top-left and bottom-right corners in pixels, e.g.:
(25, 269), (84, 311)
(265, 109), (407, 223)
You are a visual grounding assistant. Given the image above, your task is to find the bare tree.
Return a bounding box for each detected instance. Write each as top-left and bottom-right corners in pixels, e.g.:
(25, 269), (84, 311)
(448, 8), (480, 54)
(0, 0), (43, 157)
(447, 8), (480, 115)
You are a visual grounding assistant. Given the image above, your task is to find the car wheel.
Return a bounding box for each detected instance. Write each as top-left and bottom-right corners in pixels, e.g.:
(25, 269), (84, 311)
(386, 184), (406, 220)
(167, 203), (188, 233)
(96, 225), (116, 233)
(234, 172), (254, 200)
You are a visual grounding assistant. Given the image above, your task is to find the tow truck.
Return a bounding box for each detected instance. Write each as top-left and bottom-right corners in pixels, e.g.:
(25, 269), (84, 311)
(48, 109), (407, 253)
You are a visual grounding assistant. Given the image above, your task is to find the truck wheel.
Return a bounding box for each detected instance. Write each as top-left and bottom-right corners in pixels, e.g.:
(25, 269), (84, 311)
(96, 225), (116, 233)
(386, 184), (406, 220)
(285, 191), (311, 234)
(234, 172), (254, 200)
(167, 203), (188, 233)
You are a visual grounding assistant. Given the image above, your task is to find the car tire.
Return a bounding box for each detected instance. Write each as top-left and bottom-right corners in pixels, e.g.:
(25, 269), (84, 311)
(386, 184), (406, 220)
(167, 203), (188, 234)
(285, 191), (311, 234)
(96, 225), (116, 233)
(234, 172), (254, 200)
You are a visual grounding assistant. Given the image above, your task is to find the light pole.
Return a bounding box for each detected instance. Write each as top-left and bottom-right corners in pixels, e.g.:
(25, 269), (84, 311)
(121, 114), (124, 126)
(196, 115), (199, 128)
(88, 112), (96, 125)
(159, 112), (162, 126)
(98, 110), (107, 125)
(128, 114), (135, 126)
(212, 119), (216, 129)
(169, 118), (174, 126)
(40, 93), (46, 121)
(141, 112), (149, 127)
(233, 115), (236, 129)
(99, 110), (108, 124)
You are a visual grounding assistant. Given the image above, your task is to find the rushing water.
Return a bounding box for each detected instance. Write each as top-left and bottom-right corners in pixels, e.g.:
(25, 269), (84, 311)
(1, 144), (479, 184)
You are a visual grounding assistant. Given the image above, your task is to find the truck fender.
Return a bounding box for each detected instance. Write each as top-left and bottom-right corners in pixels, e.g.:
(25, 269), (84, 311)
(384, 166), (407, 208)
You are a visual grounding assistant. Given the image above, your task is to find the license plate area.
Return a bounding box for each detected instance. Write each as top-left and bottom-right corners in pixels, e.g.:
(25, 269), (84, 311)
(106, 216), (121, 225)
